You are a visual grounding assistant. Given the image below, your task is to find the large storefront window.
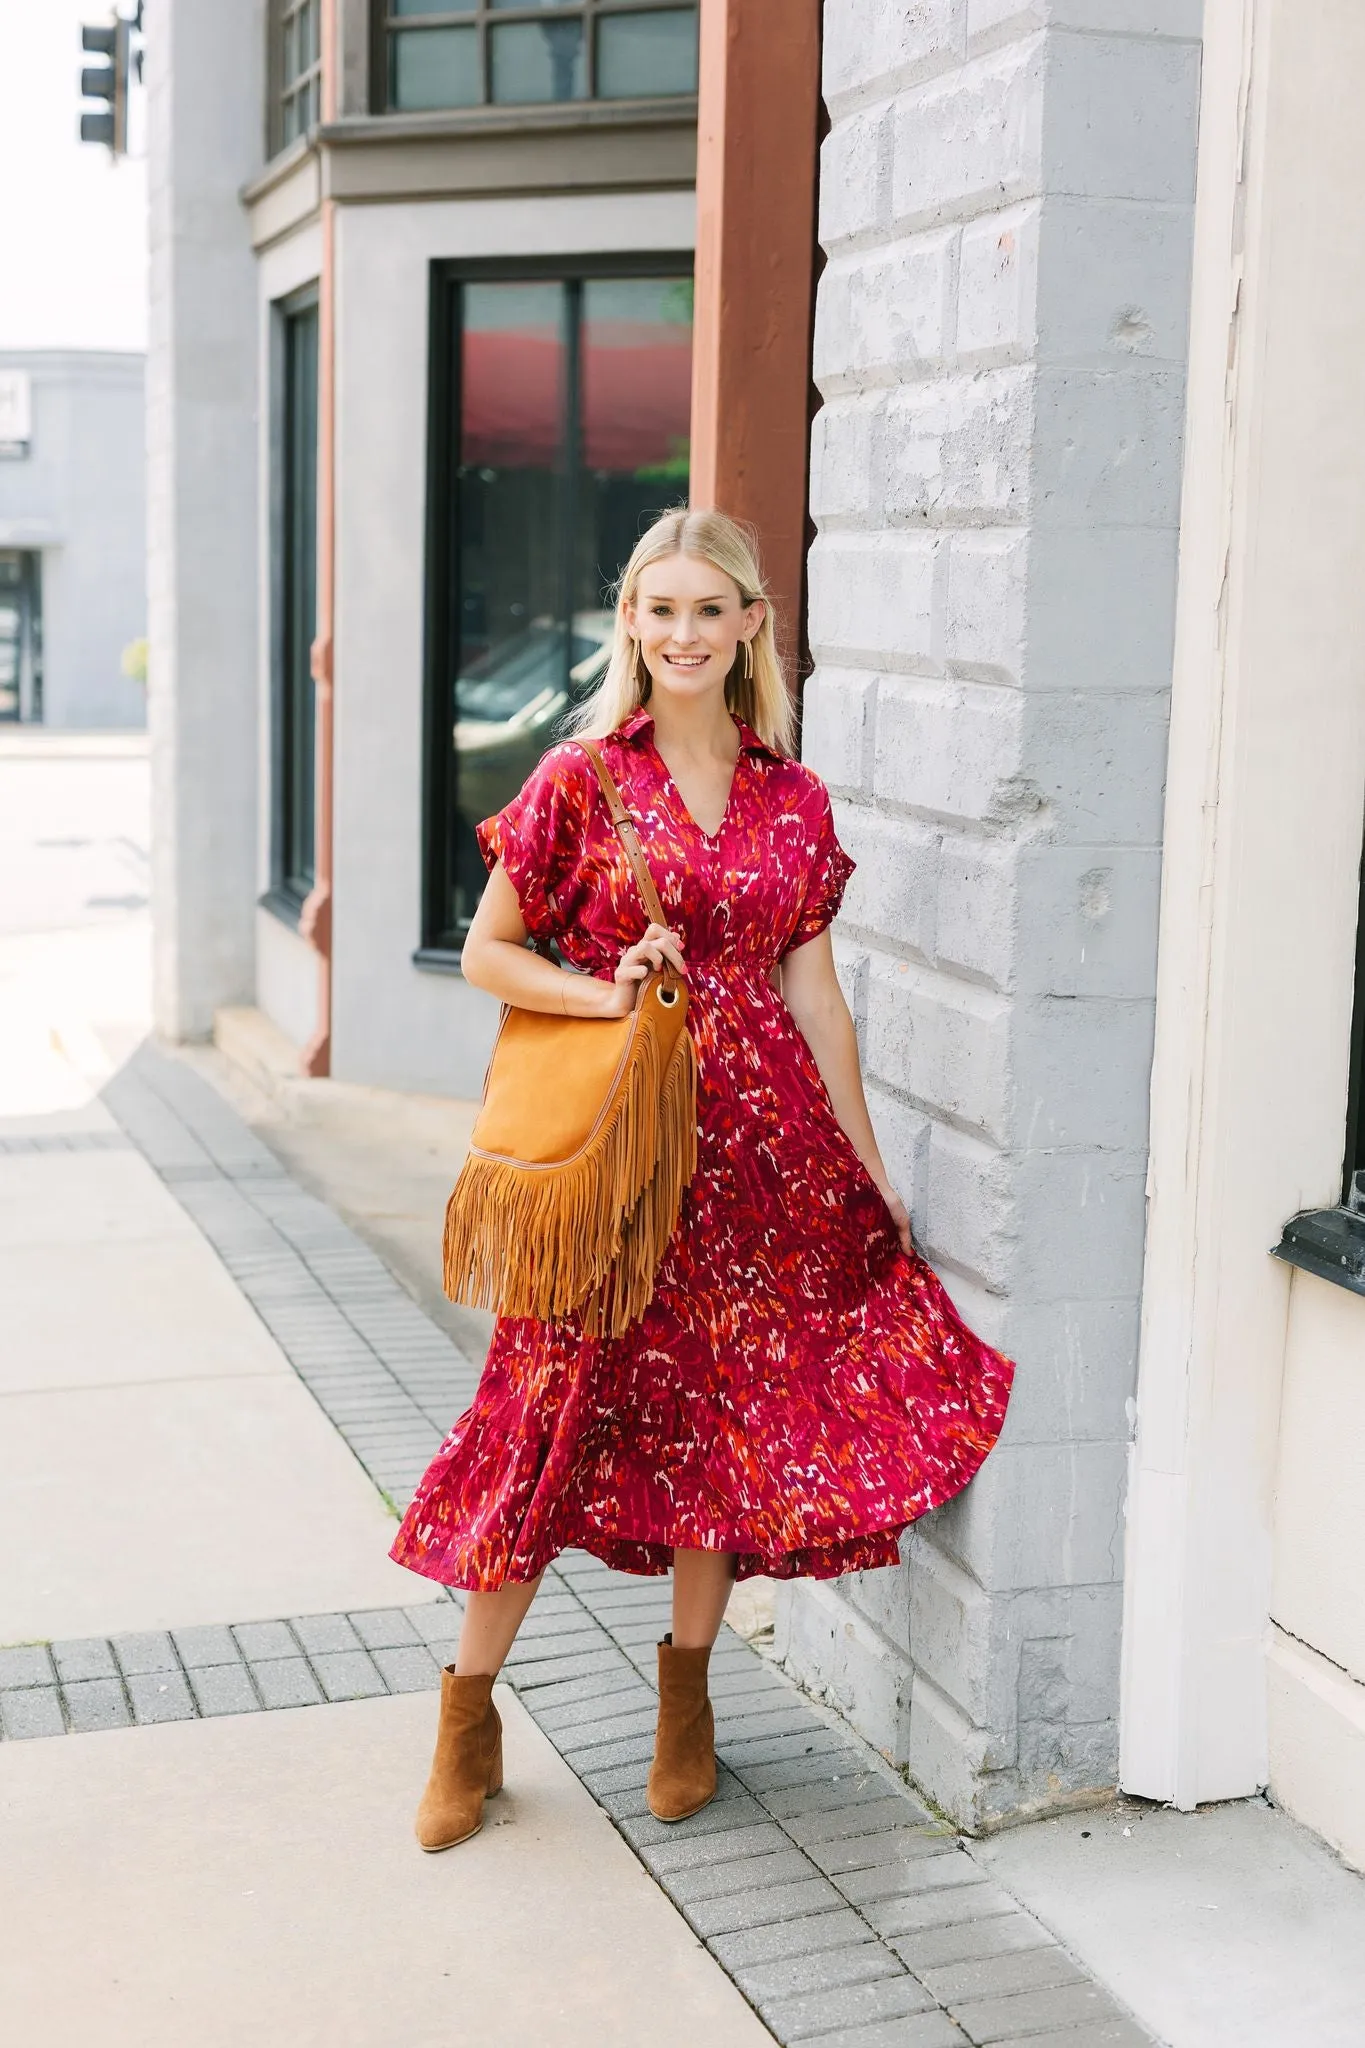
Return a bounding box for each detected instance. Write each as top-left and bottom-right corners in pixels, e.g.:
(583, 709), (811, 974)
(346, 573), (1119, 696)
(272, 293), (319, 910)
(421, 260), (692, 954)
(378, 2), (698, 114)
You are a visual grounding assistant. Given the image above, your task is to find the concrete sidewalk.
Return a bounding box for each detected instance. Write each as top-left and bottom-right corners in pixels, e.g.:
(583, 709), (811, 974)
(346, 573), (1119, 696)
(0, 1689), (767, 2048)
(0, 737), (767, 2048)
(202, 1018), (1365, 2048)
(4, 738), (1364, 2048)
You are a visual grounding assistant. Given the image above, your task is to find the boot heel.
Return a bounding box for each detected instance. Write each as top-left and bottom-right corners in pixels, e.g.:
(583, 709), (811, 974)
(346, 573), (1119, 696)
(488, 1729), (504, 1797)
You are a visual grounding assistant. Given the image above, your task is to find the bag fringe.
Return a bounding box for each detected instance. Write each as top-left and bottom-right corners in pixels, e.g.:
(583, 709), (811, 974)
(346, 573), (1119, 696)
(443, 1011), (698, 1339)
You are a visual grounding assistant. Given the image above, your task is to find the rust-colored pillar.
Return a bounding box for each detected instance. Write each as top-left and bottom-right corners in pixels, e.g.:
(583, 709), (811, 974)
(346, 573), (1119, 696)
(300, 0), (338, 1076)
(689, 0), (822, 682)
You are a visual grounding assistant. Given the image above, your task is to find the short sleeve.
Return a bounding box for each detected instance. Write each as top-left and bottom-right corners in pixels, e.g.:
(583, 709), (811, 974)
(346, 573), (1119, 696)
(784, 787), (856, 953)
(476, 744), (593, 946)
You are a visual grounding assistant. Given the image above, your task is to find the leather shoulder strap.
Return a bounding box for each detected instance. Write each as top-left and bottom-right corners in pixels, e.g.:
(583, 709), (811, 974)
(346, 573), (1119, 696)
(578, 739), (669, 930)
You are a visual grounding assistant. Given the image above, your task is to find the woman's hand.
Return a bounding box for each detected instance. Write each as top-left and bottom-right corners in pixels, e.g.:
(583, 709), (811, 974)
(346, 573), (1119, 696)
(600, 923), (687, 1018)
(874, 1180), (915, 1258)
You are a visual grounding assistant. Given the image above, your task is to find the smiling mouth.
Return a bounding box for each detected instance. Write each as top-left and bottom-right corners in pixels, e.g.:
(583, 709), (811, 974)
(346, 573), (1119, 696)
(663, 654), (710, 669)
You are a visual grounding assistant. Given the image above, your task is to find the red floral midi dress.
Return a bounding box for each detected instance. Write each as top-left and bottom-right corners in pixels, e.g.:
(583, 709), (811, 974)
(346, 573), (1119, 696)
(392, 709), (1013, 1589)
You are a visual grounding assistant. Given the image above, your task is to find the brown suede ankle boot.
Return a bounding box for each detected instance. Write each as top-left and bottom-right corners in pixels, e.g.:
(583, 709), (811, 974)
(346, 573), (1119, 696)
(415, 1668), (503, 1852)
(647, 1635), (716, 1822)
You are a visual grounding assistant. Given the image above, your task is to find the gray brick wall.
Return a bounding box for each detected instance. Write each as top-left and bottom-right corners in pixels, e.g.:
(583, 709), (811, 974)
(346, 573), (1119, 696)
(784, 0), (1202, 1827)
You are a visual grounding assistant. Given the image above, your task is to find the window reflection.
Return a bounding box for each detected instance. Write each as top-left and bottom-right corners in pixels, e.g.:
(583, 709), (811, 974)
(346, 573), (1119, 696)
(382, 4), (698, 112)
(392, 24), (480, 107)
(429, 271), (693, 945)
(489, 20), (586, 102)
(597, 8), (698, 99)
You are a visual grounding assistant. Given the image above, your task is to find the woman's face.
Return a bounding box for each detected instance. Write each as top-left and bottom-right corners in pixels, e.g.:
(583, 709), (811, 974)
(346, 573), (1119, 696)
(624, 552), (765, 713)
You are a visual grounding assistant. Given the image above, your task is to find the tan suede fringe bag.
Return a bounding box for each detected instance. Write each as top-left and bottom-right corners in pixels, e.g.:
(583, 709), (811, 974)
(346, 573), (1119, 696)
(442, 742), (698, 1339)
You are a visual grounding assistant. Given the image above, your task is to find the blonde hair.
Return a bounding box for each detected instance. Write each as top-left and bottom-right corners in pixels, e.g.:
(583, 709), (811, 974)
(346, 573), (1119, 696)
(569, 506), (795, 756)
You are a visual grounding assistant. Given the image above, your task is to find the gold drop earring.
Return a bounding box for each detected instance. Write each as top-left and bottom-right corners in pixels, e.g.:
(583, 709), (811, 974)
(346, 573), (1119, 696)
(742, 637), (754, 684)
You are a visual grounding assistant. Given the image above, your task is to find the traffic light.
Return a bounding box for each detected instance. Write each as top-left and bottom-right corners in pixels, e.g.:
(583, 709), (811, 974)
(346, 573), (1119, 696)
(79, 13), (133, 155)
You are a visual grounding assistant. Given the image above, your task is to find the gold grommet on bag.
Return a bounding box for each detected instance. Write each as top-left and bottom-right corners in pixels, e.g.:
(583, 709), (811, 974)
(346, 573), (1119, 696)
(657, 984), (679, 1007)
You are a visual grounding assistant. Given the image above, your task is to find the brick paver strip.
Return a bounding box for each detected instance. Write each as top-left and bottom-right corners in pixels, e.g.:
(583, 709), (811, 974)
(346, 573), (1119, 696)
(737, 1945), (906, 2005)
(889, 1916), (1054, 1975)
(59, 1677), (131, 1734)
(865, 1885), (1024, 1941)
(232, 1621), (297, 1661)
(949, 1981), (1129, 2042)
(918, 1945), (1085, 2008)
(0, 1646), (54, 1688)
(1017, 2023), (1154, 2048)
(63, 1040), (1158, 2048)
(252, 1658), (325, 1710)
(761, 1975), (940, 2039)
(172, 1624), (241, 1669)
(0, 1687), (65, 1739)
(188, 1663), (261, 1717)
(51, 1638), (119, 1683)
(127, 1669), (197, 1725)
(800, 2014), (968, 2048)
(348, 1609), (422, 1651)
(112, 1631), (180, 1676)
(290, 1613), (362, 1656)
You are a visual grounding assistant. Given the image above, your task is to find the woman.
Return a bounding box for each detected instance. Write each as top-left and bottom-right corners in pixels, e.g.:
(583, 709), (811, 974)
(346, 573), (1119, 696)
(392, 508), (1013, 1851)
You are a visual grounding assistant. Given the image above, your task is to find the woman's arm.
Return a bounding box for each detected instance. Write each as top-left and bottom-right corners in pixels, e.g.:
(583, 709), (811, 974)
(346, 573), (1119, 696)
(780, 929), (913, 1254)
(461, 861), (686, 1021)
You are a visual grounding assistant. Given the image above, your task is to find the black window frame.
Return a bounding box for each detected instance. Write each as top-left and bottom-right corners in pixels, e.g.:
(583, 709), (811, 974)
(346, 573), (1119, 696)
(371, 0), (699, 115)
(1341, 829), (1365, 1209)
(417, 250), (693, 967)
(265, 286), (321, 924)
(0, 549), (43, 724)
(1275, 817), (1365, 1295)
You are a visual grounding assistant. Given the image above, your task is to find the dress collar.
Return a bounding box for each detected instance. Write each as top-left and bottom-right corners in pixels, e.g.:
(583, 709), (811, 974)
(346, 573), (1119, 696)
(615, 706), (782, 761)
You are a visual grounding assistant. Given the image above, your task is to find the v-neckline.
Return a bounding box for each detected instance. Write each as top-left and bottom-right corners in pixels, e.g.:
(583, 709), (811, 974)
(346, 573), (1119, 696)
(650, 732), (743, 845)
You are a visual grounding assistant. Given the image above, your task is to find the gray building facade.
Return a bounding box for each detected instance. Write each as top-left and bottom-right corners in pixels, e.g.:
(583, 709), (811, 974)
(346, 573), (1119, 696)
(0, 350), (146, 729)
(151, 0), (1365, 1863)
(780, 0), (1202, 1828)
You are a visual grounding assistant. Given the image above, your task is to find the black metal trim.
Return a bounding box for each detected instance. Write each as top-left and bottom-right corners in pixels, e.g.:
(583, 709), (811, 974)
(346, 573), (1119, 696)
(1273, 1207), (1365, 1299)
(269, 284), (320, 909)
(1342, 822), (1365, 1204)
(418, 263), (458, 955)
(411, 946), (465, 976)
(432, 248), (695, 285)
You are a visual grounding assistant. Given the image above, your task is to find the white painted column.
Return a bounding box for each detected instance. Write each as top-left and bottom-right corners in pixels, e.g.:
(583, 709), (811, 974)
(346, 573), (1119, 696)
(1121, 0), (1365, 1808)
(147, 0), (266, 1039)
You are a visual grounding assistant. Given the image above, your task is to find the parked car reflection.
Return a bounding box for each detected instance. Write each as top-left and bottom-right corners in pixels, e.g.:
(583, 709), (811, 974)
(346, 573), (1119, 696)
(453, 611), (613, 834)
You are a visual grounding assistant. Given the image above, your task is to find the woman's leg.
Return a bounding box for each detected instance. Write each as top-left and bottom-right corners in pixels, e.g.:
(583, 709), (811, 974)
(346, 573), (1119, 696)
(416, 1572), (543, 1851)
(454, 1572), (543, 1676)
(670, 1547), (737, 1649)
(649, 1548), (734, 1821)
